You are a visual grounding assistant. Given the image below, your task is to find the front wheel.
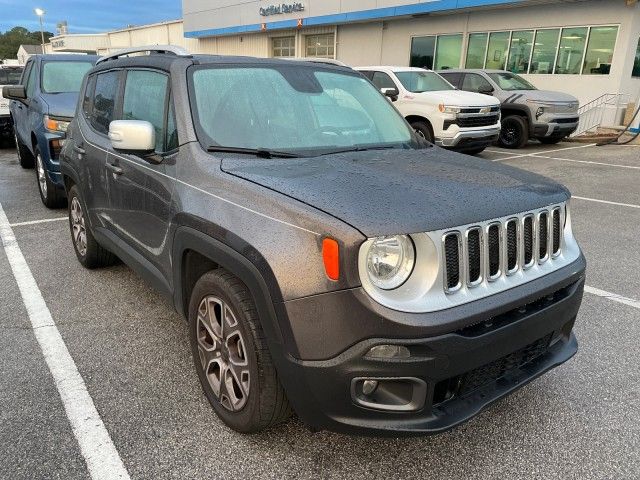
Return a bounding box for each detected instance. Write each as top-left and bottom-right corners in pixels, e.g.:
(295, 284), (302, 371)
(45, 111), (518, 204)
(498, 115), (529, 149)
(14, 130), (34, 168)
(35, 147), (65, 208)
(410, 120), (435, 144)
(189, 269), (291, 433)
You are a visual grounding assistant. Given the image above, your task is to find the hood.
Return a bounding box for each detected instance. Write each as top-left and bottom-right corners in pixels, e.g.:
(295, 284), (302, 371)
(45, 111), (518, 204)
(221, 148), (569, 237)
(39, 92), (80, 118)
(510, 90), (578, 105)
(412, 89), (499, 107)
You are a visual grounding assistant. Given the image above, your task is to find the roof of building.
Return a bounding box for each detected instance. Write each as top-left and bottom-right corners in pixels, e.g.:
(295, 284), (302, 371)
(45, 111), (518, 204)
(18, 45), (43, 54)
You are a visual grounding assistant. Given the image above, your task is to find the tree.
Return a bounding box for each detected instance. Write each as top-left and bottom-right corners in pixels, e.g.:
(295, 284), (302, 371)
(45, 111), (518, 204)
(0, 26), (54, 60)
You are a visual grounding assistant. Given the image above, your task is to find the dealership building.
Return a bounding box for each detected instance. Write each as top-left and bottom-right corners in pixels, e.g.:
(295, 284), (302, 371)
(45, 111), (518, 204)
(44, 0), (640, 121)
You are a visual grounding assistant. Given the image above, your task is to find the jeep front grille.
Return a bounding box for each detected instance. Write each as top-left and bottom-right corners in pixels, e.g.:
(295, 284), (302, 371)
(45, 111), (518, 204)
(443, 205), (565, 294)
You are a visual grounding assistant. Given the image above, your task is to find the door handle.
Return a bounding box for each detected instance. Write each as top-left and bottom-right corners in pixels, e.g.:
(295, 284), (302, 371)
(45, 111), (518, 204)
(73, 144), (85, 154)
(106, 162), (124, 176)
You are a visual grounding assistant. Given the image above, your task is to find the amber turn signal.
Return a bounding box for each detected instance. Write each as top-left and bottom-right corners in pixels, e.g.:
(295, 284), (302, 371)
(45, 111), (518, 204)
(322, 238), (339, 281)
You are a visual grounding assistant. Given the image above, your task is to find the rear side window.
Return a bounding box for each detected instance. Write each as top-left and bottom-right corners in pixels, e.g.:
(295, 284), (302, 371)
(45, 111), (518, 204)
(82, 75), (96, 117)
(440, 72), (461, 88)
(91, 71), (120, 134)
(122, 70), (169, 152)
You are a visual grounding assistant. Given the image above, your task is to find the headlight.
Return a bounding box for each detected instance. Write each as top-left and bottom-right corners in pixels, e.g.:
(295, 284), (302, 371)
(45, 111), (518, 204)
(44, 115), (70, 133)
(438, 104), (461, 114)
(366, 235), (415, 290)
(536, 107), (545, 119)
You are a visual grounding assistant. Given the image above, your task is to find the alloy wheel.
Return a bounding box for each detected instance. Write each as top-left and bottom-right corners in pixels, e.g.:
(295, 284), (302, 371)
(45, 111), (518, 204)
(196, 295), (250, 412)
(414, 128), (426, 139)
(70, 197), (87, 257)
(501, 124), (518, 146)
(36, 154), (47, 199)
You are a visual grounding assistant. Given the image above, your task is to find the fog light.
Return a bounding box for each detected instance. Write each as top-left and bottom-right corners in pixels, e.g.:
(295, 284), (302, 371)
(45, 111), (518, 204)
(365, 344), (410, 359)
(362, 379), (378, 395)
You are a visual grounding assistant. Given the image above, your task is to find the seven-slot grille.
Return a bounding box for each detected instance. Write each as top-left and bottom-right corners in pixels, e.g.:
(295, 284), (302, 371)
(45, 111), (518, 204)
(443, 206), (564, 293)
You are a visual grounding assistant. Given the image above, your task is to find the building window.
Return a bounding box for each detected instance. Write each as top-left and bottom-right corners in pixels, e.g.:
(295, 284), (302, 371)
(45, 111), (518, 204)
(530, 29), (560, 74)
(410, 36), (436, 69)
(634, 37), (640, 77)
(272, 36), (295, 57)
(434, 34), (462, 70)
(465, 33), (488, 68)
(555, 27), (588, 74)
(582, 26), (618, 74)
(485, 31), (510, 69)
(305, 34), (334, 58)
(506, 30), (534, 74)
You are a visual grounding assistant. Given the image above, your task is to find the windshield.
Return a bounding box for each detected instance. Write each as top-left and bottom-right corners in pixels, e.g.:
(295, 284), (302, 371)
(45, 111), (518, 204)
(0, 68), (23, 85)
(189, 65), (417, 156)
(395, 71), (454, 93)
(41, 61), (94, 94)
(488, 72), (537, 91)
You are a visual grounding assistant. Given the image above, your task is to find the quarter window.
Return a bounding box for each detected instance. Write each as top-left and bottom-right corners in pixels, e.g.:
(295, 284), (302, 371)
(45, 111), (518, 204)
(485, 31), (510, 70)
(465, 33), (488, 68)
(82, 75), (96, 117)
(272, 36), (295, 57)
(506, 30), (534, 74)
(582, 26), (618, 74)
(530, 29), (560, 74)
(305, 34), (334, 58)
(434, 34), (462, 70)
(90, 71), (120, 135)
(555, 27), (588, 74)
(122, 70), (169, 152)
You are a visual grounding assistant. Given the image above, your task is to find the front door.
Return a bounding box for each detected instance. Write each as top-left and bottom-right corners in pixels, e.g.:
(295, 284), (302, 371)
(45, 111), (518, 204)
(105, 69), (176, 280)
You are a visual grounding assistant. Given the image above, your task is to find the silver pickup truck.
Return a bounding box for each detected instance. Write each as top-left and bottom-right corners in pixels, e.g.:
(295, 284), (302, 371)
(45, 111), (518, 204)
(439, 69), (579, 148)
(0, 65), (23, 139)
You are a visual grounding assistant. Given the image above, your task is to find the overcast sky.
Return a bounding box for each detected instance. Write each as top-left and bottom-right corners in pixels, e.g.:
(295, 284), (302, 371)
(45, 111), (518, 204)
(0, 1), (182, 33)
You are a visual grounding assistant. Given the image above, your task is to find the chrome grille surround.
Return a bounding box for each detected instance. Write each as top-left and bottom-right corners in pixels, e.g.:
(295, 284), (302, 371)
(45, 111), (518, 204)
(357, 201), (581, 314)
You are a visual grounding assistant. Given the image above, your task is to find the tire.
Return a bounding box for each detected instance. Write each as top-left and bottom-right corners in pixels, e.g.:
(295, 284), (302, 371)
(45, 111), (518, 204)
(498, 115), (529, 149)
(538, 135), (565, 145)
(410, 120), (435, 144)
(14, 130), (34, 168)
(35, 146), (65, 208)
(67, 184), (118, 268)
(189, 269), (291, 433)
(459, 146), (486, 155)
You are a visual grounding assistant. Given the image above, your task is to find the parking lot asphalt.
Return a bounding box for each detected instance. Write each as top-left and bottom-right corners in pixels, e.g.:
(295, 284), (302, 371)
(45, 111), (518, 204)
(0, 142), (638, 479)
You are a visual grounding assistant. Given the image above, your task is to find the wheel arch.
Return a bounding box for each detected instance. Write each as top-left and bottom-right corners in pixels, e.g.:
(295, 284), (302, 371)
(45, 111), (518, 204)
(501, 106), (533, 133)
(405, 114), (432, 128)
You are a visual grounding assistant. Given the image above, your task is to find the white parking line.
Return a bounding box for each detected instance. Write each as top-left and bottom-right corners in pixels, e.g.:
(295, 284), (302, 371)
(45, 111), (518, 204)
(0, 202), (130, 480)
(584, 286), (640, 310)
(10, 217), (67, 227)
(572, 196), (640, 209)
(531, 155), (640, 170)
(491, 143), (597, 162)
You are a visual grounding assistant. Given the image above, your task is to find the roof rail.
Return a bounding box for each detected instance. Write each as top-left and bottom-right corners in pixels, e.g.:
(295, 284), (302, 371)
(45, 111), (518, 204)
(96, 45), (189, 64)
(285, 57), (350, 68)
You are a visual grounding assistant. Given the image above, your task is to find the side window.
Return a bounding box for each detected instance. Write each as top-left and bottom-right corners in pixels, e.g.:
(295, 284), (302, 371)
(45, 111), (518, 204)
(461, 73), (493, 93)
(25, 62), (37, 98)
(91, 71), (120, 135)
(20, 61), (32, 86)
(82, 75), (96, 117)
(122, 70), (169, 152)
(440, 72), (461, 88)
(371, 72), (396, 90)
(166, 98), (178, 152)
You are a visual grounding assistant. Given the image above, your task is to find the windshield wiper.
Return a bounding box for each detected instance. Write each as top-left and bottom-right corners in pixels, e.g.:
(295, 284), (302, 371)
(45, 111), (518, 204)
(206, 145), (299, 158)
(316, 144), (406, 156)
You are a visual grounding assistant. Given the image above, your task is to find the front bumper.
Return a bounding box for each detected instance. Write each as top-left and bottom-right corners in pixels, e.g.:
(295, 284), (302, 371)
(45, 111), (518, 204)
(437, 125), (501, 148)
(533, 117), (579, 138)
(276, 255), (585, 435)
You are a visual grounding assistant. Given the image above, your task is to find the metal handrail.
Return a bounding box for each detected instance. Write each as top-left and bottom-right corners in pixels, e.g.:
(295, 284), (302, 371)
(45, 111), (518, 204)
(573, 93), (630, 136)
(97, 45), (190, 64)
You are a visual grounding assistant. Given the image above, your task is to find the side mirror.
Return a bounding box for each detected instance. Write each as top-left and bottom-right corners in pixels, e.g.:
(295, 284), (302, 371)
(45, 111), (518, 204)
(478, 85), (495, 95)
(108, 120), (155, 153)
(3, 85), (26, 101)
(381, 87), (399, 101)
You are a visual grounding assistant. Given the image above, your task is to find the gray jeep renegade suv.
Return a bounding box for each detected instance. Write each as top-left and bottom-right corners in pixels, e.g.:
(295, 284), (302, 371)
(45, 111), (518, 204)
(60, 48), (585, 435)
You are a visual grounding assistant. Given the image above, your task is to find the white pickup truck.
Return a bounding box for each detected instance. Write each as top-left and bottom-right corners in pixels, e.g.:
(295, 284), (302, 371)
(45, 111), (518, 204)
(0, 65), (23, 139)
(356, 66), (501, 154)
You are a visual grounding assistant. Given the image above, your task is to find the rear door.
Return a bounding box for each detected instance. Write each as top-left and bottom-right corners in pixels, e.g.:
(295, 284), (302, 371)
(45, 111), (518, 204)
(104, 68), (176, 279)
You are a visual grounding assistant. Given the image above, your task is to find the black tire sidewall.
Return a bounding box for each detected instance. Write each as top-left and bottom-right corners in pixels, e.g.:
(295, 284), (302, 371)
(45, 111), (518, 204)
(67, 185), (98, 267)
(411, 121), (435, 144)
(188, 271), (265, 433)
(499, 116), (528, 149)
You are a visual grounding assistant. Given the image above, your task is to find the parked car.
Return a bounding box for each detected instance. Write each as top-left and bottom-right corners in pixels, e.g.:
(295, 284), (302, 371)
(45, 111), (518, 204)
(0, 65), (23, 140)
(438, 69), (580, 148)
(3, 54), (99, 207)
(60, 48), (585, 435)
(356, 66), (501, 154)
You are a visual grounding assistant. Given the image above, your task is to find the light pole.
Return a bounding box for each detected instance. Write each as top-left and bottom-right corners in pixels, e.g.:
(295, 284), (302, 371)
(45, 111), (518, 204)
(34, 8), (45, 53)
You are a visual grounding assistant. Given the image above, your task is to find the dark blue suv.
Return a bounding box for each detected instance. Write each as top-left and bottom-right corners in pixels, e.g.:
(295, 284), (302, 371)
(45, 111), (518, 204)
(4, 54), (98, 207)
